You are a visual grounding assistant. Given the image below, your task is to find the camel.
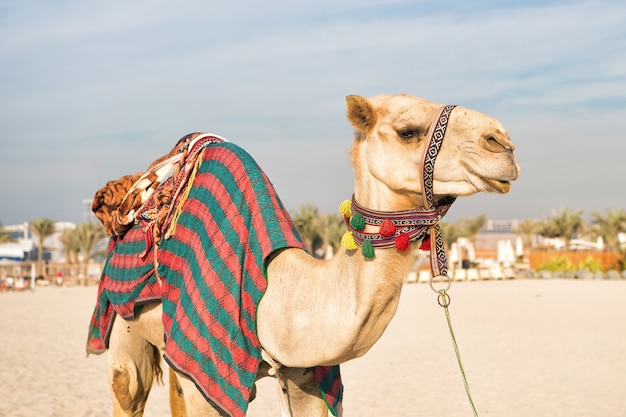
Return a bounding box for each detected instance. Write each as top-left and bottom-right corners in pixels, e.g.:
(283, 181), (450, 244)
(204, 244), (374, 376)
(89, 94), (519, 417)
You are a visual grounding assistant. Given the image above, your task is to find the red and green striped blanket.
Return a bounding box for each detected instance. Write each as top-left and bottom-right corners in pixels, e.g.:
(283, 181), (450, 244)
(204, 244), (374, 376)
(86, 139), (343, 417)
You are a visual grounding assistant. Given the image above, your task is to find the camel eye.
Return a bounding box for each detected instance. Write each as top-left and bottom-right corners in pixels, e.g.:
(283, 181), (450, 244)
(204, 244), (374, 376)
(397, 129), (419, 140)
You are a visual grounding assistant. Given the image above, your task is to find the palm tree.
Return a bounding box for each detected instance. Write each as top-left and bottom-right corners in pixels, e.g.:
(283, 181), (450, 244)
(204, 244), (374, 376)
(537, 207), (584, 248)
(58, 227), (80, 279)
(458, 215), (486, 241)
(440, 215), (485, 249)
(590, 208), (626, 251)
(291, 203), (321, 253)
(313, 212), (346, 257)
(439, 221), (462, 251)
(536, 219), (560, 240)
(73, 222), (107, 285)
(290, 204), (347, 258)
(513, 219), (539, 249)
(0, 222), (16, 244)
(30, 217), (56, 277)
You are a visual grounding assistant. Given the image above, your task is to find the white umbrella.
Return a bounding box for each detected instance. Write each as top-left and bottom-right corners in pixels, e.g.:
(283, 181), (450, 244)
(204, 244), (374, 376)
(498, 240), (516, 265)
(449, 243), (459, 265)
(466, 241), (476, 262)
(497, 240), (505, 263)
(515, 236), (524, 258)
(504, 240), (516, 265)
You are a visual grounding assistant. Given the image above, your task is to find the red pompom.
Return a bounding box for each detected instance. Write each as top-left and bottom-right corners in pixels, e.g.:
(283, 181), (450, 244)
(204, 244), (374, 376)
(419, 236), (431, 251)
(379, 219), (396, 237)
(395, 232), (411, 251)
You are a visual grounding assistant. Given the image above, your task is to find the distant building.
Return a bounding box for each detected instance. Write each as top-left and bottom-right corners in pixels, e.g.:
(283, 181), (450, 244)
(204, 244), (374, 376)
(0, 221), (76, 262)
(474, 219), (521, 250)
(0, 222), (34, 261)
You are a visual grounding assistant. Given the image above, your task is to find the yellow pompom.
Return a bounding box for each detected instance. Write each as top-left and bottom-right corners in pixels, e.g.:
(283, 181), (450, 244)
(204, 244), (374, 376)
(339, 200), (352, 217)
(341, 231), (358, 250)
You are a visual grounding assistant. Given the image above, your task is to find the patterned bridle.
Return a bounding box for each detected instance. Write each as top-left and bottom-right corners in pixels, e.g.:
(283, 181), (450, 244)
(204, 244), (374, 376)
(420, 104), (457, 288)
(342, 104), (457, 288)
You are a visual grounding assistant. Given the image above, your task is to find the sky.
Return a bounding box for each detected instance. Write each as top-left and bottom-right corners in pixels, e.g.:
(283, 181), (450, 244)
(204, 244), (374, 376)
(1, 0), (625, 227)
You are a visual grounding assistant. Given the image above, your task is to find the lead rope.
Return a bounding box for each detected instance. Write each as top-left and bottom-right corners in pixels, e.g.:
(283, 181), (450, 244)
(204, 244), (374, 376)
(422, 105), (479, 416)
(437, 289), (479, 417)
(427, 226), (479, 417)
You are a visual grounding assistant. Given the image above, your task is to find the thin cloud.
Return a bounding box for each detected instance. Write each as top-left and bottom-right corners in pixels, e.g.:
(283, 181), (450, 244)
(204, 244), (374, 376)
(0, 0), (625, 224)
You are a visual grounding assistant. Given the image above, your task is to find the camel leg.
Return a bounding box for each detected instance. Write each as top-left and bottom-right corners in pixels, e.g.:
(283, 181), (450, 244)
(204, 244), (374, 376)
(173, 371), (223, 417)
(278, 367), (329, 417)
(168, 362), (327, 416)
(108, 313), (161, 417)
(169, 367), (187, 417)
(169, 361), (268, 417)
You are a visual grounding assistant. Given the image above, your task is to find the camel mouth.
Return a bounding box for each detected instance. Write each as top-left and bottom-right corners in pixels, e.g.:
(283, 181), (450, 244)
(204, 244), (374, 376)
(482, 178), (511, 193)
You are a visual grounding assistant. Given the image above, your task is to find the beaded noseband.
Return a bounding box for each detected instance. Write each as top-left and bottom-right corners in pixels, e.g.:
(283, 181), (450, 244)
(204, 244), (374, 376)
(341, 104), (457, 282)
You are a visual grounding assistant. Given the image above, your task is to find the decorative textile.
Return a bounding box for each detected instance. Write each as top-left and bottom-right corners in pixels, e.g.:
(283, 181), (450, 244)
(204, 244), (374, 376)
(86, 225), (163, 351)
(91, 133), (216, 237)
(91, 172), (143, 236)
(87, 138), (343, 417)
(341, 195), (453, 248)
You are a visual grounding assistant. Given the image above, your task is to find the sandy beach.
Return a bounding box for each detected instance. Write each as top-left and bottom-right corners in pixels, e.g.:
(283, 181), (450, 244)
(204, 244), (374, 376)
(1, 279), (624, 417)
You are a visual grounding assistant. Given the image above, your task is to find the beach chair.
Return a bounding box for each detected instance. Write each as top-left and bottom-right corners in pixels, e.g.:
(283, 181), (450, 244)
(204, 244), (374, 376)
(418, 270), (431, 283)
(478, 268), (492, 280)
(490, 265), (505, 280)
(467, 268), (479, 281)
(453, 268), (466, 282)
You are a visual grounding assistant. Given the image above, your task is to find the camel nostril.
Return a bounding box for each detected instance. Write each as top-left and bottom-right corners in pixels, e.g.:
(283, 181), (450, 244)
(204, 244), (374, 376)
(485, 136), (510, 153)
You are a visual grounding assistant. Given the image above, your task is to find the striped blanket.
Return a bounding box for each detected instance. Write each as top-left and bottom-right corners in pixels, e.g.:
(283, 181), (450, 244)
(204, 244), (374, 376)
(87, 138), (343, 417)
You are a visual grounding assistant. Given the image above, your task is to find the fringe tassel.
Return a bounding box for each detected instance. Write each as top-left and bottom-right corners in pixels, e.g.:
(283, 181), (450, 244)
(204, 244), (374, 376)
(361, 240), (375, 259)
(165, 149), (206, 239)
(341, 232), (357, 251)
(379, 219), (396, 237)
(349, 212), (365, 231)
(394, 232), (410, 251)
(339, 200), (352, 217)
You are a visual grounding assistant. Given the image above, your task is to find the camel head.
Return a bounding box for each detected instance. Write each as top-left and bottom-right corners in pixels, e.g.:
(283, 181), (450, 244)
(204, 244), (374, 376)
(347, 94), (520, 210)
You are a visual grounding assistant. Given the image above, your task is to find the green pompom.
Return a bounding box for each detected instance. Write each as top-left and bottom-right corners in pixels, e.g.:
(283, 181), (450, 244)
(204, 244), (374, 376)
(350, 212), (365, 231)
(362, 240), (375, 259)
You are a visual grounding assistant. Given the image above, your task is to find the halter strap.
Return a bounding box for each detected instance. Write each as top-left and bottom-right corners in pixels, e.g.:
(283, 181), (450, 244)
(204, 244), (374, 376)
(421, 105), (457, 208)
(421, 105), (456, 278)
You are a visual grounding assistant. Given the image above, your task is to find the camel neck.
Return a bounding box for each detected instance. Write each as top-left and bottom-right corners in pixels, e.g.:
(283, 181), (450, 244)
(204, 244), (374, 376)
(352, 184), (427, 212)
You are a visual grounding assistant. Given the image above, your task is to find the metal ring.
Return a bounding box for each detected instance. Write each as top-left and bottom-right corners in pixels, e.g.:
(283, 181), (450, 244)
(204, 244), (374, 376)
(437, 291), (451, 307)
(429, 274), (451, 294)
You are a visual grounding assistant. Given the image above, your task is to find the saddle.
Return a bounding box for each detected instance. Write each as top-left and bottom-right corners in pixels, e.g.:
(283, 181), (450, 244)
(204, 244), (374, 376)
(91, 133), (225, 238)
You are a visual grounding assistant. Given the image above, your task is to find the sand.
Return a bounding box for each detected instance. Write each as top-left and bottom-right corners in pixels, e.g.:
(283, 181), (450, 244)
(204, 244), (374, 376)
(1, 279), (625, 417)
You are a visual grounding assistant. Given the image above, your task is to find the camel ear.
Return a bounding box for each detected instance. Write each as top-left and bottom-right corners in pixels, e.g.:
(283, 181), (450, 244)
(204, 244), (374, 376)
(346, 95), (377, 133)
